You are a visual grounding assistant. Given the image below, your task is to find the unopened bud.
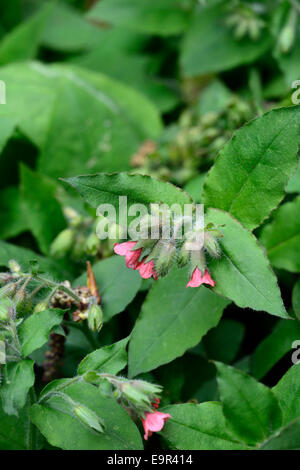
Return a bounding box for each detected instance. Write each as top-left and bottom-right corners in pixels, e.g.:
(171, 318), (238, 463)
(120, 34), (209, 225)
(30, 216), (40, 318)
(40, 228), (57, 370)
(0, 282), (17, 298)
(204, 232), (221, 258)
(50, 229), (74, 258)
(176, 240), (191, 268)
(154, 241), (176, 277)
(133, 380), (162, 397)
(14, 289), (27, 313)
(85, 233), (100, 256)
(8, 260), (21, 274)
(190, 249), (206, 275)
(0, 298), (14, 322)
(33, 301), (48, 314)
(63, 207), (83, 227)
(88, 304), (103, 332)
(121, 383), (151, 409)
(74, 404), (105, 433)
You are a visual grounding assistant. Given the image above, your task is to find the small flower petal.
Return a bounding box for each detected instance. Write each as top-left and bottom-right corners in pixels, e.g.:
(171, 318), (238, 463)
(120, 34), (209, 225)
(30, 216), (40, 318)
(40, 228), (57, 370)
(142, 411), (171, 440)
(186, 267), (215, 288)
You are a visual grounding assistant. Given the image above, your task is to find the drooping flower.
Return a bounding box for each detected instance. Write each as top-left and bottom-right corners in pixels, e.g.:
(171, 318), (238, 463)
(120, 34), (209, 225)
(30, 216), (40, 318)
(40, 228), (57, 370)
(114, 241), (142, 269)
(142, 410), (171, 440)
(114, 242), (158, 280)
(137, 259), (158, 280)
(186, 267), (215, 288)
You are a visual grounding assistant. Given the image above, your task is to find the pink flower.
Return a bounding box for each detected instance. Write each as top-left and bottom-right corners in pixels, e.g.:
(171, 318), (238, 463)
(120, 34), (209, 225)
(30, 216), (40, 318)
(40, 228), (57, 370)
(186, 267), (215, 288)
(114, 242), (158, 280)
(142, 410), (171, 440)
(137, 259), (158, 280)
(114, 241), (142, 269)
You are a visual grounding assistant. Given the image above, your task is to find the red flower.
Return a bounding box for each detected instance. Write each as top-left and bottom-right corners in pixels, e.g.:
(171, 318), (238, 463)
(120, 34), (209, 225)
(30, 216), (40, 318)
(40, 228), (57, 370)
(142, 410), (171, 440)
(114, 242), (158, 280)
(114, 241), (142, 269)
(186, 267), (215, 288)
(137, 259), (158, 280)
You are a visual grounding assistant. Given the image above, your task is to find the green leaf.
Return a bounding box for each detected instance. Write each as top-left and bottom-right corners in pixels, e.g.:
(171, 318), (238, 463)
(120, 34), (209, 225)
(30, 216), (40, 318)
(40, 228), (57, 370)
(0, 186), (28, 239)
(259, 417), (300, 450)
(0, 5), (50, 65)
(180, 2), (271, 77)
(292, 279), (300, 319)
(286, 160), (300, 193)
(78, 337), (129, 376)
(74, 256), (141, 322)
(259, 195), (300, 273)
(215, 362), (283, 445)
(86, 0), (190, 36)
(0, 359), (34, 415)
(0, 399), (34, 449)
(160, 402), (248, 450)
(64, 172), (192, 214)
(19, 309), (65, 357)
(42, 2), (103, 52)
(203, 319), (245, 364)
(272, 364), (300, 424)
(20, 165), (66, 255)
(0, 116), (16, 151)
(251, 320), (300, 380)
(0, 62), (162, 176)
(0, 240), (74, 280)
(203, 107), (300, 230)
(30, 381), (143, 450)
(128, 266), (229, 377)
(196, 79), (232, 116)
(206, 209), (287, 318)
(183, 173), (206, 203)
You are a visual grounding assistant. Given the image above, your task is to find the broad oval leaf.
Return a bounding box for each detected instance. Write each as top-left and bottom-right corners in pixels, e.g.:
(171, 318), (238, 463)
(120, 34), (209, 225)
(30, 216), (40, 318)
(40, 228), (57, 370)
(259, 195), (300, 273)
(128, 266), (229, 377)
(0, 360), (34, 416)
(78, 337), (129, 376)
(19, 309), (65, 357)
(206, 208), (287, 318)
(86, 0), (190, 36)
(215, 362), (283, 445)
(259, 418), (300, 450)
(272, 364), (300, 424)
(160, 402), (248, 450)
(203, 106), (300, 230)
(251, 320), (300, 380)
(30, 381), (143, 450)
(64, 172), (192, 212)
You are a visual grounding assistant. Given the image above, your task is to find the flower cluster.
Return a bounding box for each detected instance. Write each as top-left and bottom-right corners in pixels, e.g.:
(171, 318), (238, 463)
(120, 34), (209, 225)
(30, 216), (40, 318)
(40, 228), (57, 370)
(114, 212), (222, 288)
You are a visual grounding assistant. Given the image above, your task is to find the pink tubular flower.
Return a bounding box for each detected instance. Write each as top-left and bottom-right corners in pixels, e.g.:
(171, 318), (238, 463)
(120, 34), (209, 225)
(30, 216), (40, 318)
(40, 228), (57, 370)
(114, 241), (142, 269)
(186, 267), (215, 288)
(142, 410), (171, 440)
(137, 259), (158, 280)
(114, 242), (158, 280)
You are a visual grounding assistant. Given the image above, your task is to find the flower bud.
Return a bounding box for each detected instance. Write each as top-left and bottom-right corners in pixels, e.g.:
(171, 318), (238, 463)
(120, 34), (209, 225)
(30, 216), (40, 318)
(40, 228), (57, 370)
(63, 207), (83, 227)
(154, 241), (176, 277)
(133, 380), (162, 397)
(13, 289), (27, 313)
(0, 282), (17, 298)
(0, 298), (14, 322)
(74, 404), (105, 433)
(88, 304), (103, 332)
(176, 240), (191, 268)
(8, 260), (21, 274)
(85, 233), (100, 256)
(121, 383), (152, 409)
(50, 229), (74, 258)
(33, 301), (48, 314)
(204, 232), (221, 258)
